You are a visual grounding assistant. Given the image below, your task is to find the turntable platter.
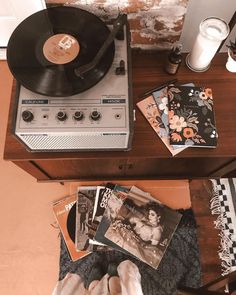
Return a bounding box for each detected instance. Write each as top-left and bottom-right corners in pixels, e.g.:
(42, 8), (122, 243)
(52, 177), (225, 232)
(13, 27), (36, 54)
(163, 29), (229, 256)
(7, 6), (115, 97)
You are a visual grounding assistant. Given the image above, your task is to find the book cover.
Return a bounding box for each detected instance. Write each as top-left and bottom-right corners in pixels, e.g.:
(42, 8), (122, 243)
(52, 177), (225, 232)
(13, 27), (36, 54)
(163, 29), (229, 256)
(168, 85), (218, 147)
(94, 185), (167, 259)
(87, 185), (111, 249)
(87, 183), (115, 241)
(75, 186), (97, 252)
(52, 194), (88, 261)
(137, 93), (186, 156)
(94, 187), (129, 252)
(153, 83), (194, 134)
(104, 198), (182, 269)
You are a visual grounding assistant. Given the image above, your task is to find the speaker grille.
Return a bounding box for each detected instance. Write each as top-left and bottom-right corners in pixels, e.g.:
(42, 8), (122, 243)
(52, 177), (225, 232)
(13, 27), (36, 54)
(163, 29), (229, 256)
(19, 133), (128, 150)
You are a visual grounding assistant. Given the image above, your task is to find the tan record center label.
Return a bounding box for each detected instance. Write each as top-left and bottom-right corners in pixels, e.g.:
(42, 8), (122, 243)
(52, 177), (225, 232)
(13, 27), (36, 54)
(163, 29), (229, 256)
(43, 34), (80, 64)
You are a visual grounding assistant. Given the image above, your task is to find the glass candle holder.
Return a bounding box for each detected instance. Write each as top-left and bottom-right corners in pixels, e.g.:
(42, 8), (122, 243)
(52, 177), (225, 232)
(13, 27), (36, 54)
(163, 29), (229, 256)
(186, 17), (229, 72)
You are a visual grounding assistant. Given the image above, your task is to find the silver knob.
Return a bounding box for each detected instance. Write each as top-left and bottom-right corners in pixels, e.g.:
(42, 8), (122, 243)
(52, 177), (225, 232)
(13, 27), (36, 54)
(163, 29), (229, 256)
(22, 110), (34, 122)
(73, 111), (84, 121)
(90, 111), (101, 121)
(57, 111), (67, 121)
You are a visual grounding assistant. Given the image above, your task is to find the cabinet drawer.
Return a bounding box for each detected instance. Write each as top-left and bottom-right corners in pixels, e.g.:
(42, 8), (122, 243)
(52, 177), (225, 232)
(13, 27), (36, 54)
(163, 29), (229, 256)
(124, 157), (234, 178)
(35, 159), (126, 180)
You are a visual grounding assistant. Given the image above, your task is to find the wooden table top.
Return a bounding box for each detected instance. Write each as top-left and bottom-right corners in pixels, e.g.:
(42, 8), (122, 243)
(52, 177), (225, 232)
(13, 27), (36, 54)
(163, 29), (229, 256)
(4, 51), (236, 161)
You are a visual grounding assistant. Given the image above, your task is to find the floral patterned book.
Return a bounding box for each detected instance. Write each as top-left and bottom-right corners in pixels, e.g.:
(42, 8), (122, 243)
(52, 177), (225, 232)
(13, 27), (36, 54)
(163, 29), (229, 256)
(168, 85), (218, 147)
(137, 89), (187, 156)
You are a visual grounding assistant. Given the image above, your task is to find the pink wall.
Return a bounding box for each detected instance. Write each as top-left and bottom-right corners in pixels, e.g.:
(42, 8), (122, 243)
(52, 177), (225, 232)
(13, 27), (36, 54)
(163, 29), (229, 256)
(0, 61), (68, 295)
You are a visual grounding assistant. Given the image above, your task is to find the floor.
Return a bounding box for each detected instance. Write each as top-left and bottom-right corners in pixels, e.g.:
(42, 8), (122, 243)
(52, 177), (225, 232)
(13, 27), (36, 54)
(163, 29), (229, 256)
(0, 61), (68, 295)
(0, 61), (191, 295)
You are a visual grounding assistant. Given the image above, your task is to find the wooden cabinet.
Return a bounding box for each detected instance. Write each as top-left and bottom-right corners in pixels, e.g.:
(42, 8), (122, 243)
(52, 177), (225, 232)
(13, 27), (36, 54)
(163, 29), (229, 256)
(124, 157), (235, 179)
(4, 51), (236, 182)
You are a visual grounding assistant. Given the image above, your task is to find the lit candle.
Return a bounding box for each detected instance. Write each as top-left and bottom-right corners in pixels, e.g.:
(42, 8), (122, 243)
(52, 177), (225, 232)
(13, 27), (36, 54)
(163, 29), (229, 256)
(186, 17), (229, 72)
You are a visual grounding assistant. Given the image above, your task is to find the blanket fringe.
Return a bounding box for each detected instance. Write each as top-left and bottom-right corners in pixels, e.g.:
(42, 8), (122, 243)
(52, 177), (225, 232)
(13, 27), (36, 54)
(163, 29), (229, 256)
(210, 194), (221, 215)
(210, 180), (233, 276)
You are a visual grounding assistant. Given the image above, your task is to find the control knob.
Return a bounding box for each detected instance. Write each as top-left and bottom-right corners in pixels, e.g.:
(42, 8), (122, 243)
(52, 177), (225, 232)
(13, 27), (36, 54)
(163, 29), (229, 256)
(22, 110), (34, 122)
(57, 111), (67, 121)
(90, 110), (101, 121)
(73, 111), (84, 121)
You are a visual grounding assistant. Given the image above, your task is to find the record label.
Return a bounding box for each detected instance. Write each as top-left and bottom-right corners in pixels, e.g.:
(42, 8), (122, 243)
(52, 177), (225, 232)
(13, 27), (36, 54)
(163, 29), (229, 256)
(43, 34), (80, 65)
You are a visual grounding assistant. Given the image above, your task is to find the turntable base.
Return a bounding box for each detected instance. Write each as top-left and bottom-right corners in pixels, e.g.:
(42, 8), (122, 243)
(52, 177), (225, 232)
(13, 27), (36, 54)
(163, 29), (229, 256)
(4, 51), (236, 181)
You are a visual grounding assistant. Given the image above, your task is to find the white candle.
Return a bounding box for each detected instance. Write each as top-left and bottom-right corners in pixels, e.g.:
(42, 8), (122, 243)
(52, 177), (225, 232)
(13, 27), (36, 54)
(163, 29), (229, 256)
(187, 17), (229, 72)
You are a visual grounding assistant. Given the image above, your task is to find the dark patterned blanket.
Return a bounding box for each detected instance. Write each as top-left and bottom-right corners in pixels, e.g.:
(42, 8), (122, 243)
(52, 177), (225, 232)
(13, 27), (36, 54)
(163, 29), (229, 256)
(210, 178), (236, 275)
(59, 209), (202, 295)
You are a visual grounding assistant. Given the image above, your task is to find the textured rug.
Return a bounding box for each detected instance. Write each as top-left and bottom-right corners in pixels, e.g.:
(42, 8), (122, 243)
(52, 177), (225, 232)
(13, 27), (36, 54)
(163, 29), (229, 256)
(210, 178), (236, 275)
(58, 209), (202, 295)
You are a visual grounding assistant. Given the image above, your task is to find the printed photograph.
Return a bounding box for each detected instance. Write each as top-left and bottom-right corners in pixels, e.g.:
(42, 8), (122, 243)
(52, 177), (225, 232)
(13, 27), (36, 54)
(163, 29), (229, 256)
(75, 186), (97, 252)
(104, 198), (182, 268)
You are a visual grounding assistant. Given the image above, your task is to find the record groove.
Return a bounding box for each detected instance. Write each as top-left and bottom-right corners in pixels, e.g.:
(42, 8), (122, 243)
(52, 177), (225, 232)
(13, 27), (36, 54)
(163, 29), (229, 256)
(7, 6), (115, 97)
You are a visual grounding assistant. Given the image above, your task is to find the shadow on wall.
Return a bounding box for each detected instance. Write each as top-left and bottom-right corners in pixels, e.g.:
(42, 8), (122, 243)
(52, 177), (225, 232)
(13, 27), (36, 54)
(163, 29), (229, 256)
(47, 0), (189, 50)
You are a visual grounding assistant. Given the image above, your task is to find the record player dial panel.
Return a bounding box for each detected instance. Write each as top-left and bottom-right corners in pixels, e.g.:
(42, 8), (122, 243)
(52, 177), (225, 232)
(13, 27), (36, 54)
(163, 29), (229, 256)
(18, 101), (127, 129)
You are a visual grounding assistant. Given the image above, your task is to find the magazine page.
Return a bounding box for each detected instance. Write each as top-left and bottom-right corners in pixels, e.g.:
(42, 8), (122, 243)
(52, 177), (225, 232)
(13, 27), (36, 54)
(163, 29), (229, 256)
(88, 185), (109, 249)
(88, 183), (114, 241)
(52, 194), (88, 261)
(94, 187), (130, 253)
(94, 185), (153, 254)
(104, 198), (182, 269)
(75, 186), (97, 252)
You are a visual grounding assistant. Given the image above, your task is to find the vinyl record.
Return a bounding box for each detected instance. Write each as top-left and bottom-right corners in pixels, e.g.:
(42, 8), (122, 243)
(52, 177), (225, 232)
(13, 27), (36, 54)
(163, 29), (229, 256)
(7, 6), (115, 97)
(67, 202), (76, 243)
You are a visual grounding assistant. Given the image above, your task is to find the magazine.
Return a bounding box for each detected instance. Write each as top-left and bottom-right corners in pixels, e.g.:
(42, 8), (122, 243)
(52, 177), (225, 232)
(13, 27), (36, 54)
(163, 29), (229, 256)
(75, 186), (97, 252)
(52, 194), (89, 261)
(94, 185), (161, 254)
(104, 197), (182, 268)
(94, 186), (129, 251)
(88, 183), (115, 242)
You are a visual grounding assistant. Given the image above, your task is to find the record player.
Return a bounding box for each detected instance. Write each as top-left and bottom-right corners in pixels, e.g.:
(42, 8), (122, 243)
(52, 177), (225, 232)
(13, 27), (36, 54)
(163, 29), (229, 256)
(7, 7), (133, 152)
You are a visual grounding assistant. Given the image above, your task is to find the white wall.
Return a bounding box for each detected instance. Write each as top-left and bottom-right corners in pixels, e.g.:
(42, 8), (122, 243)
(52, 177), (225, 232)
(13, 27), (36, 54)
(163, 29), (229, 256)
(180, 0), (236, 52)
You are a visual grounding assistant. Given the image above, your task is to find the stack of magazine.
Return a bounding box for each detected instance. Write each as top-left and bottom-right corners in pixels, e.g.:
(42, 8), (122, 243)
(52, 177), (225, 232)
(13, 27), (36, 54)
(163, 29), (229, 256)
(53, 183), (182, 269)
(137, 83), (218, 156)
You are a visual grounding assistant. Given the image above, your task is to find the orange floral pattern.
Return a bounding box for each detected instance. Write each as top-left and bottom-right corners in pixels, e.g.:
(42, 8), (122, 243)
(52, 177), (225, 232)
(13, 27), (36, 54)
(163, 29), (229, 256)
(171, 133), (182, 142)
(137, 93), (187, 156)
(183, 127), (195, 138)
(168, 86), (217, 147)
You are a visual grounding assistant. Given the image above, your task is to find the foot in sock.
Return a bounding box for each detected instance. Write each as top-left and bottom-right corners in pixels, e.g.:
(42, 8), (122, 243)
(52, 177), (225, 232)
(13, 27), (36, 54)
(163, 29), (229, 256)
(107, 262), (118, 277)
(85, 264), (105, 289)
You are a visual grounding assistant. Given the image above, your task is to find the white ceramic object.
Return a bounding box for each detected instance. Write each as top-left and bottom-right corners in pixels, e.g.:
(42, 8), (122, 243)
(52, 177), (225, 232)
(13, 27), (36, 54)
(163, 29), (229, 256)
(226, 49), (236, 73)
(186, 17), (229, 72)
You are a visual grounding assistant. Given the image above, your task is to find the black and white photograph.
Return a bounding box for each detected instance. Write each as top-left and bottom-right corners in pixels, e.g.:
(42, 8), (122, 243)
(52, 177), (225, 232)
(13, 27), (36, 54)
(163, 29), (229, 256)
(75, 186), (97, 252)
(94, 186), (129, 252)
(87, 184), (114, 241)
(104, 198), (182, 269)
